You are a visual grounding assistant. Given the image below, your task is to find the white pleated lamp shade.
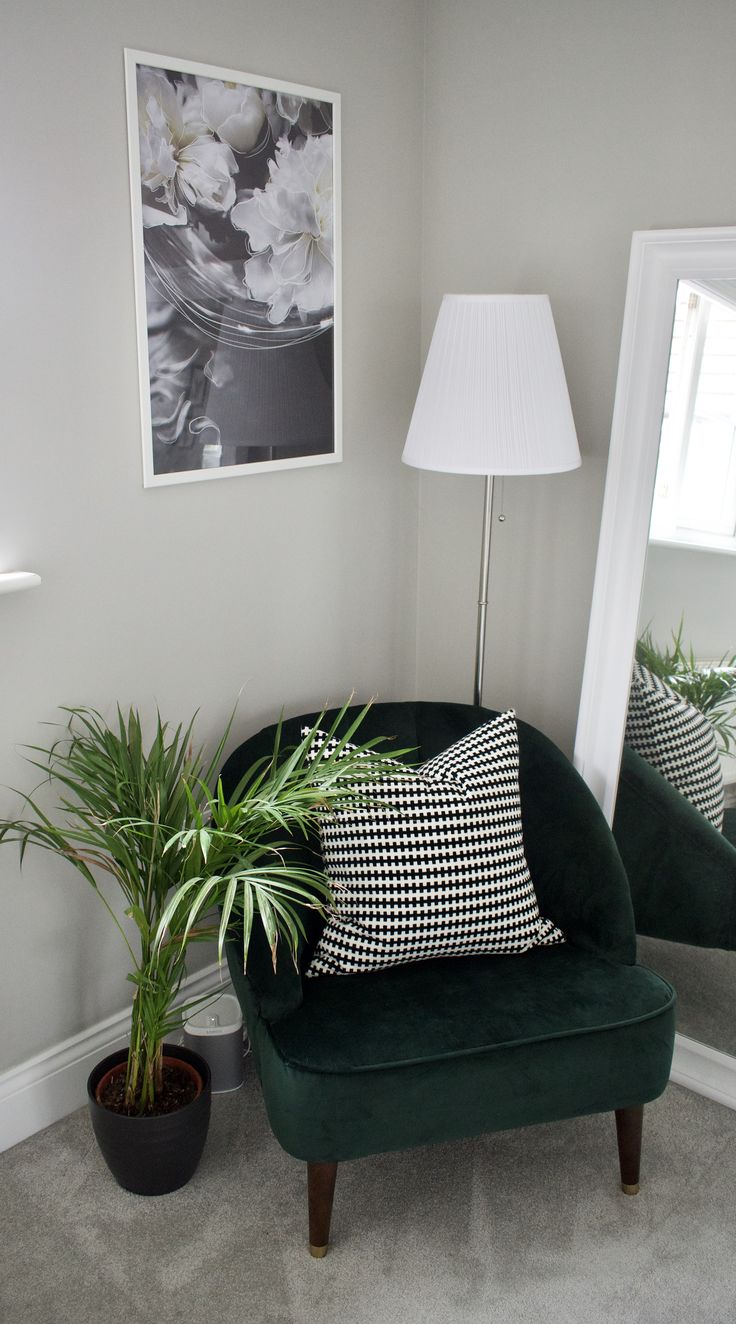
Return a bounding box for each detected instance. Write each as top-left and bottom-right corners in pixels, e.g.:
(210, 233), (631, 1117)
(402, 294), (581, 475)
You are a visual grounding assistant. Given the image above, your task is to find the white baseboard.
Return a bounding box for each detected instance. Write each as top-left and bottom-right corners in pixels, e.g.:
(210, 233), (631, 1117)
(670, 1031), (736, 1111)
(0, 962), (232, 1154)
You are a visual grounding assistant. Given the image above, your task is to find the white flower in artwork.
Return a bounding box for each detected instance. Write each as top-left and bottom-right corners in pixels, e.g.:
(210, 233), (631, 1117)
(230, 135), (334, 324)
(197, 77), (266, 153)
(260, 91), (325, 143)
(137, 66), (238, 226)
(275, 92), (307, 125)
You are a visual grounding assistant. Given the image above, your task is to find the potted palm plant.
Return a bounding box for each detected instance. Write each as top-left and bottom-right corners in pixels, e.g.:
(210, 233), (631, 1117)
(0, 699), (391, 1195)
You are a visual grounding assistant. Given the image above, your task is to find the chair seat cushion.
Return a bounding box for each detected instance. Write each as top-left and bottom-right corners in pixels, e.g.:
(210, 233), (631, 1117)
(271, 945), (672, 1072)
(237, 946), (676, 1162)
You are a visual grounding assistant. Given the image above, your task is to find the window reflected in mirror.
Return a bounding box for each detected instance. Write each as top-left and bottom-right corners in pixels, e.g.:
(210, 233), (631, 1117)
(650, 278), (736, 552)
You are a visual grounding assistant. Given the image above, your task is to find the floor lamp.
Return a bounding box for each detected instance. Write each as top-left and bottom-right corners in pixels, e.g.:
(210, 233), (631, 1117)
(402, 294), (581, 707)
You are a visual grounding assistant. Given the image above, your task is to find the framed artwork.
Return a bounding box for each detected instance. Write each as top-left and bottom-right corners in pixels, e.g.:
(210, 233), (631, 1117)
(124, 50), (341, 486)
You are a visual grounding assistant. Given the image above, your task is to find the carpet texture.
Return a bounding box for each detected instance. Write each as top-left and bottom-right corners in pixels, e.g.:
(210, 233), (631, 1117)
(1, 1057), (734, 1324)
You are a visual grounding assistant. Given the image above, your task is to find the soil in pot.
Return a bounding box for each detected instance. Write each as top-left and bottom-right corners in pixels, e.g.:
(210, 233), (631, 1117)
(96, 1057), (201, 1116)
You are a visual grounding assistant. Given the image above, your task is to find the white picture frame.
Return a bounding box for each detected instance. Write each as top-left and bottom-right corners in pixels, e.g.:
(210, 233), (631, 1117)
(124, 49), (341, 487)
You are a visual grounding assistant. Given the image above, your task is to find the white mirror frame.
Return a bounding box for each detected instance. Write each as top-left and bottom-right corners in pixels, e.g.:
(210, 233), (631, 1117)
(574, 226), (736, 821)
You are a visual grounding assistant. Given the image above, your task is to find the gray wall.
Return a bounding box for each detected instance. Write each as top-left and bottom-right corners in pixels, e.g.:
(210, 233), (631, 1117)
(0, 0), (423, 1071)
(416, 0), (736, 751)
(640, 545), (736, 663)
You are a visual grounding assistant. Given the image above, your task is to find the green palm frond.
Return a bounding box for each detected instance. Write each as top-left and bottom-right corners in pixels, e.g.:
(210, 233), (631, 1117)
(636, 621), (736, 753)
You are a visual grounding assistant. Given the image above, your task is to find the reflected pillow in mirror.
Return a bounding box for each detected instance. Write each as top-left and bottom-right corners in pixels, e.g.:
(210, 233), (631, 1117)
(302, 710), (564, 977)
(625, 662), (724, 829)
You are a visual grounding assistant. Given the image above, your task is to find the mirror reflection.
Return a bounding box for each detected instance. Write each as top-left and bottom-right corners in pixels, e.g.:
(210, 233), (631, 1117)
(622, 277), (736, 1056)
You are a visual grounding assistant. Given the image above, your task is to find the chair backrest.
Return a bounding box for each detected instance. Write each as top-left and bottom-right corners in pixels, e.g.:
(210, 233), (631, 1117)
(222, 701), (636, 1021)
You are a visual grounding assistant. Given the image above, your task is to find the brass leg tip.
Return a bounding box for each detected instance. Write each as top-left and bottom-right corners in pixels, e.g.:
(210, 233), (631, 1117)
(621, 1182), (640, 1196)
(309, 1244), (328, 1258)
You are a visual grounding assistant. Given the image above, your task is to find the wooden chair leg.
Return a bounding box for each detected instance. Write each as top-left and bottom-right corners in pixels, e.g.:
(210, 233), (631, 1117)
(615, 1105), (643, 1195)
(307, 1161), (338, 1257)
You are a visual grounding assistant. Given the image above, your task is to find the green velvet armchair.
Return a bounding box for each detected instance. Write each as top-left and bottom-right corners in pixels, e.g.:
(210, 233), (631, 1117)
(614, 742), (736, 949)
(223, 702), (676, 1256)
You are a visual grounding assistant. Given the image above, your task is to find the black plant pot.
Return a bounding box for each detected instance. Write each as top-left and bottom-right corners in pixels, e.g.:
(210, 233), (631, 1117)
(87, 1042), (212, 1196)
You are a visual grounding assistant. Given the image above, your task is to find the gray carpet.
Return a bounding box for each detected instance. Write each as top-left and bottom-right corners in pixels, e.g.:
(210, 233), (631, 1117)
(1, 1057), (735, 1324)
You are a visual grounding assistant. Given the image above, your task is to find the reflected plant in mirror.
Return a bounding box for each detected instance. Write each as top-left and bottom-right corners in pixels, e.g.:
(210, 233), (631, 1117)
(636, 621), (736, 754)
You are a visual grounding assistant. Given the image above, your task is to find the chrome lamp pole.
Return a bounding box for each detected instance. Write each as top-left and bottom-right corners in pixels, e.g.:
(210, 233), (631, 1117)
(474, 474), (495, 708)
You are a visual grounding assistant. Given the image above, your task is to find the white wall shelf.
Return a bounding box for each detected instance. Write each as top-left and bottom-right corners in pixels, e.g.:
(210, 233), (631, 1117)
(0, 572), (41, 596)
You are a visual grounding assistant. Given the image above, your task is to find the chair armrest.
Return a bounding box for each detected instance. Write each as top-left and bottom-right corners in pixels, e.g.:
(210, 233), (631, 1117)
(225, 923), (304, 1024)
(517, 718), (637, 965)
(613, 745), (736, 950)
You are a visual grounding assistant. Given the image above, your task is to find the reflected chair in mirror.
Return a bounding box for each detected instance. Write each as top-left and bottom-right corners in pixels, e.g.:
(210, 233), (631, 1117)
(614, 745), (736, 950)
(222, 701), (675, 1256)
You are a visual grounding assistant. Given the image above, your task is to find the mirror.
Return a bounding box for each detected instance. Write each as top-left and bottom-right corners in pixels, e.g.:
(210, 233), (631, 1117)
(574, 227), (736, 1105)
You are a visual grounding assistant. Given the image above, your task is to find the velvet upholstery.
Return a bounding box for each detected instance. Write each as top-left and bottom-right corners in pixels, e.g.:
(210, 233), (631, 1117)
(223, 703), (675, 1166)
(614, 743), (736, 950)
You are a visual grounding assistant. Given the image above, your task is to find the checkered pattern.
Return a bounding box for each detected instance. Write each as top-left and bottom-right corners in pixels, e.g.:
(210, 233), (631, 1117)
(303, 710), (564, 977)
(626, 662), (724, 829)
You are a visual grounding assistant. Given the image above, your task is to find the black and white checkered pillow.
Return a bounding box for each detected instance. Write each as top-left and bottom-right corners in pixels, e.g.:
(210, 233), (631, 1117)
(626, 662), (724, 829)
(303, 710), (564, 977)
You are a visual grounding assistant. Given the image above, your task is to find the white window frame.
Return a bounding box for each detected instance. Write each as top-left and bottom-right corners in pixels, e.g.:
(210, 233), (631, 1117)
(649, 280), (736, 555)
